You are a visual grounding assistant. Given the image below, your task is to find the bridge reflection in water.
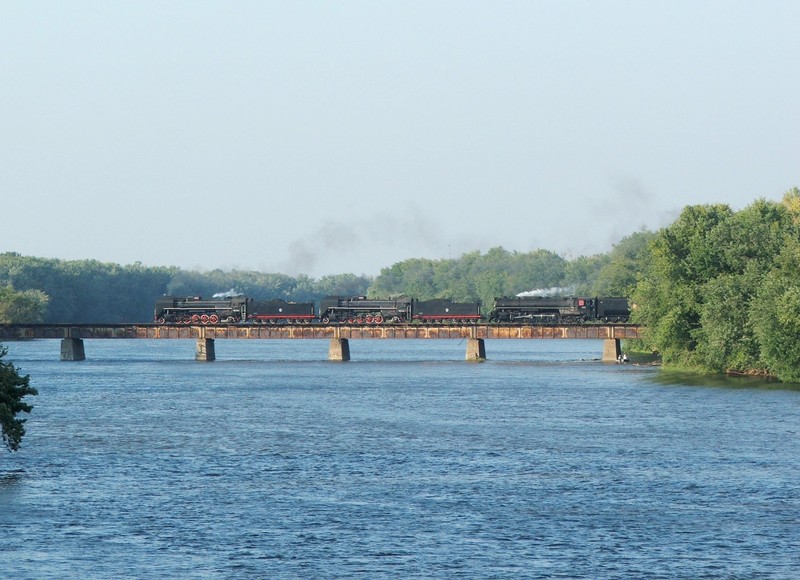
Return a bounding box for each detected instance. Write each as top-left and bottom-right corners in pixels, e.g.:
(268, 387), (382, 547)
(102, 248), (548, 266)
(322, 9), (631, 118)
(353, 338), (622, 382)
(0, 323), (642, 362)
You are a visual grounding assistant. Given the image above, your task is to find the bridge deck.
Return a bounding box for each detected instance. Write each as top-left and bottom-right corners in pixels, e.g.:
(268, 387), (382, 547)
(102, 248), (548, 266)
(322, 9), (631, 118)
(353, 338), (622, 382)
(0, 323), (641, 341)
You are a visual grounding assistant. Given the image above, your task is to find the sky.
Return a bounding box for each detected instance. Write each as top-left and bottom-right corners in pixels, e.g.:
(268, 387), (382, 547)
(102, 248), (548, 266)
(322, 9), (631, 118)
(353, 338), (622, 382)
(2, 1), (798, 278)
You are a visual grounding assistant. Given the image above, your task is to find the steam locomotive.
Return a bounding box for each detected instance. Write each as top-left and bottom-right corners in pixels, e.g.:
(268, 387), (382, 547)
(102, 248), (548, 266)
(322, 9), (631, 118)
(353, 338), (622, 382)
(488, 296), (630, 323)
(155, 294), (629, 325)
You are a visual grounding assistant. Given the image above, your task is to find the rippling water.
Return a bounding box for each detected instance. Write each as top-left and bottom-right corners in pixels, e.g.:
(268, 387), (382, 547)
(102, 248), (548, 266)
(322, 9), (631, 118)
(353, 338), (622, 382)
(2, 339), (799, 578)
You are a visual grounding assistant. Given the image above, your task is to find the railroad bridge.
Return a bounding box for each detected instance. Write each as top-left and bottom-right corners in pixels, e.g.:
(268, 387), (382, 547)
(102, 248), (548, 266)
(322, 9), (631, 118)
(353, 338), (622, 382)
(0, 323), (642, 362)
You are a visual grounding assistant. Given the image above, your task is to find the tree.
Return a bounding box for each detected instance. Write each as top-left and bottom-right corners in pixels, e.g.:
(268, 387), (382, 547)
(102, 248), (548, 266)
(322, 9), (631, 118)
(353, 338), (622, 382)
(633, 197), (800, 378)
(593, 230), (655, 297)
(0, 346), (38, 451)
(751, 238), (800, 382)
(632, 204), (734, 365)
(0, 285), (49, 323)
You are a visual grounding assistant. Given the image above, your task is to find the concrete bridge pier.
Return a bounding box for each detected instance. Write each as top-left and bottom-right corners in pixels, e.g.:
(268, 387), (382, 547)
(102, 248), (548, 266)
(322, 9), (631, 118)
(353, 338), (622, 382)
(465, 338), (486, 361)
(196, 338), (216, 361)
(602, 338), (621, 362)
(60, 338), (86, 361)
(328, 338), (351, 361)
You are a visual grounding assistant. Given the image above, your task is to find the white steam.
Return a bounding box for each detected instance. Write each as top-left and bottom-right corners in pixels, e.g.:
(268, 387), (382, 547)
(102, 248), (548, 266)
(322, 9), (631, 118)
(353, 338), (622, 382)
(212, 289), (243, 298)
(516, 286), (577, 297)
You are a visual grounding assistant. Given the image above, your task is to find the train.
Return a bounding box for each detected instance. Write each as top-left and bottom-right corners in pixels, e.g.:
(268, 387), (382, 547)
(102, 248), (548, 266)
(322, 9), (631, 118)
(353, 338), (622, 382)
(154, 294), (630, 325)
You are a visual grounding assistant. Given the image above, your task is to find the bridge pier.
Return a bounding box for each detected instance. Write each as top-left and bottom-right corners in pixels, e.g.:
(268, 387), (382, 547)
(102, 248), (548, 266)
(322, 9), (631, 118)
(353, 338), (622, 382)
(602, 338), (621, 362)
(328, 338), (351, 361)
(465, 338), (486, 361)
(60, 338), (86, 361)
(196, 338), (216, 361)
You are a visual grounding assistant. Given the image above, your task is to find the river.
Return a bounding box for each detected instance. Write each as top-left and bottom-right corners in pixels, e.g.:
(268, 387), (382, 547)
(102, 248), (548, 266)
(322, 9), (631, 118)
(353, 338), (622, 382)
(1, 339), (799, 578)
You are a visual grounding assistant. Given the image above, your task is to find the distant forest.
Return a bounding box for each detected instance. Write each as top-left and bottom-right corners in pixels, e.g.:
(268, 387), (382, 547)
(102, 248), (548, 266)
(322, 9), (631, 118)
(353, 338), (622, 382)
(2, 187), (800, 381)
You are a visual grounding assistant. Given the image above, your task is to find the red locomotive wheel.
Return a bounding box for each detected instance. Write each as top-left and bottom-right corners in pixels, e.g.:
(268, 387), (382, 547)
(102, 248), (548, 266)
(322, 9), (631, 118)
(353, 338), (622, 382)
(191, 314), (200, 323)
(209, 314), (219, 324)
(200, 314), (210, 324)
(374, 315), (383, 324)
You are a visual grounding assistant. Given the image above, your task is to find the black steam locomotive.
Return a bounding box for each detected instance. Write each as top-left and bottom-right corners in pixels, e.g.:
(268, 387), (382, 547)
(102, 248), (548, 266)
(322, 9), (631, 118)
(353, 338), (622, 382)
(155, 295), (250, 324)
(488, 296), (630, 324)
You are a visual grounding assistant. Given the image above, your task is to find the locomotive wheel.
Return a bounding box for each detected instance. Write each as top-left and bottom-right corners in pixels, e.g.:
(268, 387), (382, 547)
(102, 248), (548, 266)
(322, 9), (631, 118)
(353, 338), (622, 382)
(365, 315), (374, 324)
(321, 317), (330, 324)
(209, 314), (219, 324)
(374, 315), (383, 324)
(191, 315), (200, 323)
(347, 318), (356, 324)
(200, 314), (210, 324)
(157, 317), (166, 324)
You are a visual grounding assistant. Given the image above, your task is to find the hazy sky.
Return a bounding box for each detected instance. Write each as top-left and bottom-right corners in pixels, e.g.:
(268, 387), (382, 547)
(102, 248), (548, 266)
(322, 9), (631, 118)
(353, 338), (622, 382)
(2, 1), (798, 277)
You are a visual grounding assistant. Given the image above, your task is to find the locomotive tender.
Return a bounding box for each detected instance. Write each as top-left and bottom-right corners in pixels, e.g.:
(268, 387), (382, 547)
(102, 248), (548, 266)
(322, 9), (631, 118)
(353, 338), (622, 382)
(155, 294), (629, 325)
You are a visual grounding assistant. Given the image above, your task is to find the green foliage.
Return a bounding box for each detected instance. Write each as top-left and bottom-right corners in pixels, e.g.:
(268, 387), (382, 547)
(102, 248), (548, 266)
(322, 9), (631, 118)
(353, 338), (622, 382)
(781, 186), (800, 218)
(0, 254), (176, 323)
(695, 273), (762, 373)
(166, 269), (371, 303)
(633, 196), (800, 381)
(593, 230), (655, 297)
(751, 238), (800, 382)
(563, 254), (609, 295)
(0, 285), (49, 323)
(0, 345), (38, 452)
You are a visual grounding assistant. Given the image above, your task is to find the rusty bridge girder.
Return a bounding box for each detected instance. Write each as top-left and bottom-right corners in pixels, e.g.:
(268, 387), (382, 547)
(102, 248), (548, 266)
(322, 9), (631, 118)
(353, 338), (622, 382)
(0, 323), (642, 341)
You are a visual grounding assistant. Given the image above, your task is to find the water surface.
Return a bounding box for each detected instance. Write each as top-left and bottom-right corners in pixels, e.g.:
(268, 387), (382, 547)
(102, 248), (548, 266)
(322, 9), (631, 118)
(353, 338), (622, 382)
(2, 339), (798, 578)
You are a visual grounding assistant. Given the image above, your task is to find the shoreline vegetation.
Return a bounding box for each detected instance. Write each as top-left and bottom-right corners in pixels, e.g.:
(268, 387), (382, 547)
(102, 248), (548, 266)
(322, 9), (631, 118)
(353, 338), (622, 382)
(2, 188), (799, 382)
